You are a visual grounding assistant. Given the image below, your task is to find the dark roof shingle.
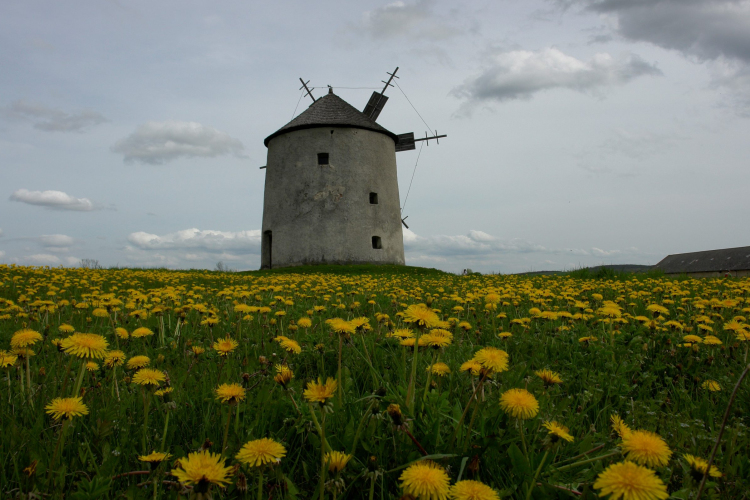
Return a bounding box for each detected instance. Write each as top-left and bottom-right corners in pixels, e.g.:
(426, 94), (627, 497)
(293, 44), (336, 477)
(264, 90), (398, 146)
(654, 246), (750, 274)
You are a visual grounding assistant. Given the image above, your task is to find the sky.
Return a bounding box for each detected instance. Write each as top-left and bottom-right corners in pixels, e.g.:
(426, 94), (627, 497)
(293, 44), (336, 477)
(1, 0), (749, 274)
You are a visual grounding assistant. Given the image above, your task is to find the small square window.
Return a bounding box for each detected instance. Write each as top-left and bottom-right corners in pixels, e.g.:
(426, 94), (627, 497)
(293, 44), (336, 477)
(369, 192), (378, 204)
(317, 153), (329, 165)
(372, 236), (382, 249)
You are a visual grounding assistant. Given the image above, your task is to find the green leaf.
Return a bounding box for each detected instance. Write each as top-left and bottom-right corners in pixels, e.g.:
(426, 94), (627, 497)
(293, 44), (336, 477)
(508, 444), (531, 480)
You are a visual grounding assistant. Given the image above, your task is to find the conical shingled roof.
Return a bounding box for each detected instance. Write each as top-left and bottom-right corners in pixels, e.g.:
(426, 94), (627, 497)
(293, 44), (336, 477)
(264, 89), (398, 146)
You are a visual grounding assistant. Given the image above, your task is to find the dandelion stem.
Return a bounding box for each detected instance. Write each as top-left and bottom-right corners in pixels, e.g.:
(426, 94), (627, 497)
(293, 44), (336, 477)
(73, 360), (87, 396)
(160, 411), (170, 452)
(422, 351), (437, 403)
(696, 363), (750, 500)
(320, 412), (327, 500)
(406, 329), (421, 412)
(222, 404), (233, 453)
(525, 450), (549, 500)
(554, 451), (620, 471)
(337, 333), (343, 407)
(448, 371), (488, 449)
(257, 469), (264, 500)
(519, 420), (528, 457)
(25, 356), (33, 407)
(351, 399), (378, 456)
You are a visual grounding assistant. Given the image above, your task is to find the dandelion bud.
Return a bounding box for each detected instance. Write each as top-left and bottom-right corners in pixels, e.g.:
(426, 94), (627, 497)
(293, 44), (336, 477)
(259, 356), (268, 366)
(242, 372), (251, 384)
(200, 438), (213, 450)
(38, 367), (46, 377)
(236, 471), (248, 493)
(387, 404), (403, 426)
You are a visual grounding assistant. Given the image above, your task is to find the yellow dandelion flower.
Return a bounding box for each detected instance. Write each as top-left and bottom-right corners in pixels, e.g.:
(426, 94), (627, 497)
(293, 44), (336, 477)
(132, 327), (154, 338)
(236, 438), (286, 467)
(297, 317), (312, 328)
(611, 414), (631, 438)
(427, 362), (451, 376)
(534, 369), (562, 386)
(92, 308), (109, 318)
(85, 361), (99, 371)
(449, 479), (500, 500)
(683, 454), (722, 478)
(104, 350), (125, 368)
(303, 377), (337, 404)
(325, 451), (352, 473)
(460, 359), (482, 376)
(274, 364), (294, 387)
(402, 304), (441, 328)
(213, 337), (238, 356)
(115, 327), (129, 340)
(274, 336), (302, 354)
(154, 387), (173, 397)
(621, 430), (672, 468)
(11, 329), (43, 348)
(139, 451), (172, 463)
(702, 335), (722, 345)
(399, 461), (450, 500)
(191, 346), (205, 356)
(215, 383), (246, 404)
(473, 347), (509, 374)
(593, 461), (668, 500)
(60, 333), (109, 359)
(701, 380), (721, 391)
(131, 368), (166, 386)
(499, 388), (539, 420)
(543, 421), (574, 442)
(59, 324), (75, 334)
(0, 351), (18, 368)
(127, 355), (150, 370)
(171, 451), (233, 488)
(326, 318), (355, 335)
(45, 396), (89, 420)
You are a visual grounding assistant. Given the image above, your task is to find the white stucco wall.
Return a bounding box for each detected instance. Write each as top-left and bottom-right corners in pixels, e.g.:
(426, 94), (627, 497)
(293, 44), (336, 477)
(261, 126), (405, 268)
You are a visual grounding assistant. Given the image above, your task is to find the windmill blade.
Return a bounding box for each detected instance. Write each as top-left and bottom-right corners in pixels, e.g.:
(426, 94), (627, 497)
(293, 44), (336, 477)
(363, 92), (389, 120)
(395, 132), (415, 152)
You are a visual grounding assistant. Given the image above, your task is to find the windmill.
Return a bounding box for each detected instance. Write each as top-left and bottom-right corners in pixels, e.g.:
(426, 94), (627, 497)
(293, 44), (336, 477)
(258, 68), (446, 269)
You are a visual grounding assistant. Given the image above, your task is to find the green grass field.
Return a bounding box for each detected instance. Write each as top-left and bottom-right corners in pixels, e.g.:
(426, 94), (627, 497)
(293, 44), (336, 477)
(1, 264), (748, 499)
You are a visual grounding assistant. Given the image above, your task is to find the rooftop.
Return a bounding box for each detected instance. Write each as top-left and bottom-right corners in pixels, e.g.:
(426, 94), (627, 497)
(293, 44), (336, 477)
(654, 246), (750, 274)
(264, 89), (398, 146)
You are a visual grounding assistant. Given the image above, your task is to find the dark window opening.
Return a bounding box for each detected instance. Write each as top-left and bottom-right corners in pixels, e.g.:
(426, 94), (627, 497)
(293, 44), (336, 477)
(262, 230), (272, 269)
(317, 153), (329, 165)
(372, 236), (382, 249)
(369, 192), (378, 204)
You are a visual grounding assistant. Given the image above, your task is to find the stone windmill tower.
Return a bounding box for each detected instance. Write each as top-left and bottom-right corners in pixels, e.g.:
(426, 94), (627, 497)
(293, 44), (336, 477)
(260, 69), (445, 269)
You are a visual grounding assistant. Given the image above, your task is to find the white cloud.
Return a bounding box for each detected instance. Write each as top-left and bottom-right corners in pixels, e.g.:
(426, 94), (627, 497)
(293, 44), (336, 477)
(39, 234), (74, 247)
(10, 189), (99, 211)
(554, 0), (750, 114)
(112, 121), (247, 164)
(0, 251), (5, 259)
(23, 254), (61, 266)
(128, 228), (261, 253)
(403, 228), (653, 272)
(37, 234), (75, 253)
(452, 48), (660, 108)
(359, 0), (462, 40)
(6, 100), (107, 132)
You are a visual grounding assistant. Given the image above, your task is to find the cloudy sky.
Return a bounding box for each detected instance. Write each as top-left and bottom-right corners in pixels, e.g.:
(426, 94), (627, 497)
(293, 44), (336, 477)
(1, 0), (749, 273)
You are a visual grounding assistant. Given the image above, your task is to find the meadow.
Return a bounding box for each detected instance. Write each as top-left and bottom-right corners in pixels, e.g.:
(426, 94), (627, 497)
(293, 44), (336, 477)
(1, 263), (749, 499)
